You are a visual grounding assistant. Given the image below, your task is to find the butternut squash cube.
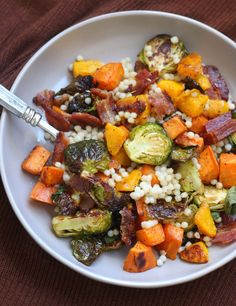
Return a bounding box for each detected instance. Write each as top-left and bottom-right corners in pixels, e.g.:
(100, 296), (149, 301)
(194, 203), (216, 238)
(104, 123), (129, 156)
(157, 80), (185, 101)
(116, 169), (142, 192)
(72, 60), (103, 77)
(180, 242), (209, 263)
(203, 99), (229, 118)
(175, 89), (208, 118)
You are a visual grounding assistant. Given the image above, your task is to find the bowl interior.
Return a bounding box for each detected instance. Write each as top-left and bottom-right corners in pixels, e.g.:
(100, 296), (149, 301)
(1, 11), (235, 288)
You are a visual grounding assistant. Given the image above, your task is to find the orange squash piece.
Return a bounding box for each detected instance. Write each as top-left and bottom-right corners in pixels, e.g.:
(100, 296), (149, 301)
(163, 116), (187, 140)
(136, 224), (165, 246)
(177, 53), (202, 79)
(175, 132), (204, 152)
(93, 62), (124, 90)
(219, 153), (236, 188)
(123, 241), (157, 273)
(40, 166), (64, 186)
(157, 224), (184, 260)
(140, 165), (159, 185)
(30, 181), (56, 205)
(112, 147), (131, 167)
(116, 169), (142, 192)
(194, 203), (216, 238)
(104, 123), (129, 156)
(197, 146), (219, 184)
(180, 242), (209, 263)
(190, 115), (208, 134)
(22, 145), (51, 175)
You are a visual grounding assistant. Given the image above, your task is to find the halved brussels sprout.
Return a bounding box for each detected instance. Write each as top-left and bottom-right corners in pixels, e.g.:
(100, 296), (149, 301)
(224, 187), (236, 216)
(64, 140), (110, 175)
(171, 147), (195, 162)
(124, 123), (172, 165)
(176, 160), (203, 193)
(193, 186), (227, 211)
(138, 34), (188, 75)
(175, 204), (198, 231)
(52, 209), (112, 237)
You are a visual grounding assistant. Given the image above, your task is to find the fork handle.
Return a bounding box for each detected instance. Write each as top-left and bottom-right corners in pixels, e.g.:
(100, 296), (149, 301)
(0, 84), (59, 139)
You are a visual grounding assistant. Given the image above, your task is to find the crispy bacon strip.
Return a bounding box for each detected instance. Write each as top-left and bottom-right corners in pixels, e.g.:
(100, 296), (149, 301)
(134, 60), (148, 72)
(116, 99), (146, 114)
(212, 222), (236, 244)
(69, 112), (103, 127)
(91, 88), (108, 99)
(33, 90), (55, 108)
(203, 65), (229, 100)
(96, 94), (117, 125)
(51, 132), (69, 164)
(133, 69), (158, 95)
(149, 92), (176, 120)
(202, 112), (236, 144)
(120, 206), (136, 247)
(44, 105), (71, 132)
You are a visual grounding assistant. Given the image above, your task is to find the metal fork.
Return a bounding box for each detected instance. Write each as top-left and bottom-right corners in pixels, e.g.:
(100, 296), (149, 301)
(0, 84), (59, 139)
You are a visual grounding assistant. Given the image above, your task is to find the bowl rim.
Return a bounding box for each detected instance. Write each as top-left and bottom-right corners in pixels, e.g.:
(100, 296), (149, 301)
(0, 10), (235, 288)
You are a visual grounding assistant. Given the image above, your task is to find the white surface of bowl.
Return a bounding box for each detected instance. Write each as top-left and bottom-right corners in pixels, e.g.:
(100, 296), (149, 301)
(0, 11), (236, 288)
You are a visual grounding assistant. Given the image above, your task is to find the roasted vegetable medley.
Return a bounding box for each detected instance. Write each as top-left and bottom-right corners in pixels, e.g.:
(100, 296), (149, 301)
(22, 34), (236, 272)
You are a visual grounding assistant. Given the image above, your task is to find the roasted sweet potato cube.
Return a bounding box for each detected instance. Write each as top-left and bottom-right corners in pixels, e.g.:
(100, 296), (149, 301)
(123, 241), (157, 273)
(136, 224), (165, 246)
(198, 146), (219, 184)
(22, 145), (51, 175)
(40, 166), (64, 186)
(30, 181), (56, 205)
(163, 116), (187, 140)
(219, 153), (236, 188)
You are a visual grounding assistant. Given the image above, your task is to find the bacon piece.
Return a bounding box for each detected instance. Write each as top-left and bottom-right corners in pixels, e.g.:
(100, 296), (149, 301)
(202, 112), (236, 144)
(91, 88), (108, 99)
(33, 90), (55, 108)
(120, 206), (136, 247)
(133, 69), (158, 95)
(116, 99), (146, 114)
(96, 94), (117, 125)
(51, 132), (69, 164)
(69, 112), (103, 127)
(148, 92), (176, 120)
(203, 65), (229, 100)
(212, 222), (236, 244)
(134, 60), (148, 72)
(44, 105), (71, 131)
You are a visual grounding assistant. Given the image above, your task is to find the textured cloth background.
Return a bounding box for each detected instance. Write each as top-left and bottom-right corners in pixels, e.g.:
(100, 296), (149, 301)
(0, 1), (236, 305)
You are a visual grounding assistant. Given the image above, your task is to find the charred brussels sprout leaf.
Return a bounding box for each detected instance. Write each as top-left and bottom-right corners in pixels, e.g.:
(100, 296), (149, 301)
(71, 234), (122, 266)
(174, 204), (198, 231)
(138, 34), (188, 75)
(71, 236), (103, 266)
(194, 186), (227, 211)
(53, 189), (80, 216)
(77, 175), (130, 212)
(171, 146), (195, 162)
(176, 160), (203, 193)
(124, 123), (172, 165)
(225, 187), (236, 216)
(52, 209), (112, 237)
(64, 140), (110, 174)
(67, 91), (96, 114)
(56, 75), (94, 96)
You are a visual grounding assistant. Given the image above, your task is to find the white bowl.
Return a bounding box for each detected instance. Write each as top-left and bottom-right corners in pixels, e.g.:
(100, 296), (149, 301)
(0, 11), (235, 288)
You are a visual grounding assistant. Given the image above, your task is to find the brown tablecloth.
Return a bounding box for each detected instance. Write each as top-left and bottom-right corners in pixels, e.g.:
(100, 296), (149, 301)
(0, 1), (236, 305)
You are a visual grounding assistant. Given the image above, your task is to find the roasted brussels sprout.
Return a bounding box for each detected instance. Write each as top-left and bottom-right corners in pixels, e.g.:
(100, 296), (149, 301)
(124, 123), (172, 165)
(52, 186), (80, 216)
(71, 233), (122, 266)
(56, 75), (94, 96)
(71, 236), (104, 266)
(175, 204), (198, 231)
(229, 132), (236, 151)
(52, 209), (112, 237)
(224, 187), (236, 216)
(64, 140), (110, 174)
(193, 186), (227, 211)
(67, 91), (96, 114)
(138, 34), (188, 75)
(171, 147), (195, 162)
(72, 174), (130, 212)
(176, 160), (203, 193)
